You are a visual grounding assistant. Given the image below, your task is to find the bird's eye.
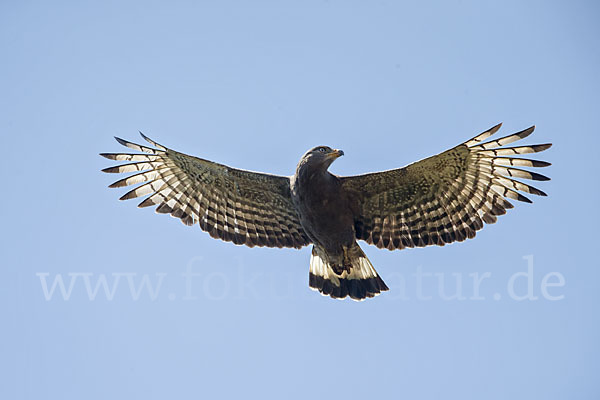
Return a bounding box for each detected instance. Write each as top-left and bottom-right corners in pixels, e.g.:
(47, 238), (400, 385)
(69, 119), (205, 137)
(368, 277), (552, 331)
(319, 148), (326, 153)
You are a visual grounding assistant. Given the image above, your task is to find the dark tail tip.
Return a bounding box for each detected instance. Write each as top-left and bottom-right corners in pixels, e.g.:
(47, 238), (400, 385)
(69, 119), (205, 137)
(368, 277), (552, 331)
(309, 273), (389, 301)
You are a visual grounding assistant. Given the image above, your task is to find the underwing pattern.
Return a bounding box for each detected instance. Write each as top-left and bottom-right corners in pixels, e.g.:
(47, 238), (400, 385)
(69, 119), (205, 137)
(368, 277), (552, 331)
(342, 124), (551, 250)
(101, 134), (311, 248)
(101, 123), (551, 301)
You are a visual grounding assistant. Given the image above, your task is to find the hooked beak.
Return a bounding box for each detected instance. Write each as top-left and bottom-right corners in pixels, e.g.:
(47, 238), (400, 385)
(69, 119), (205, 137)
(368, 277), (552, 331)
(330, 149), (344, 159)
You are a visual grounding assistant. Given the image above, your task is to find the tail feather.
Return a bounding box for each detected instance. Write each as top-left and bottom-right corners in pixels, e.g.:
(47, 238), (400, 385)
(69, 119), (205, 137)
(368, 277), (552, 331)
(308, 245), (388, 301)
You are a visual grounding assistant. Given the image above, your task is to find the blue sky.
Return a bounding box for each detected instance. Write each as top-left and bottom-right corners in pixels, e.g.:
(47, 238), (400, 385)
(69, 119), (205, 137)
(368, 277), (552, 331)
(2, 1), (599, 399)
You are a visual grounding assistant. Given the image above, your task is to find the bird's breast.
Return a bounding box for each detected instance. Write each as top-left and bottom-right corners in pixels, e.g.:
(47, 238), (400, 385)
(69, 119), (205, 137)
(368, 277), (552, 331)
(291, 171), (355, 249)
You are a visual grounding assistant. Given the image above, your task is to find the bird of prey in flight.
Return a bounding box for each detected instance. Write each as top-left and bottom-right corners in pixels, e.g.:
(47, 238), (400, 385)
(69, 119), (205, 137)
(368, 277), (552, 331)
(101, 124), (551, 301)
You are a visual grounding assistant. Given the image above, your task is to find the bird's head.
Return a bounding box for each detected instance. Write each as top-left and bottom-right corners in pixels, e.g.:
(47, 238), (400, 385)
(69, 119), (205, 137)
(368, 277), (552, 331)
(300, 146), (344, 170)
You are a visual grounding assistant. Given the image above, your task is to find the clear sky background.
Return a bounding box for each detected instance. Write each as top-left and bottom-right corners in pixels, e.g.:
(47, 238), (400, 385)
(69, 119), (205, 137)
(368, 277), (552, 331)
(2, 1), (598, 399)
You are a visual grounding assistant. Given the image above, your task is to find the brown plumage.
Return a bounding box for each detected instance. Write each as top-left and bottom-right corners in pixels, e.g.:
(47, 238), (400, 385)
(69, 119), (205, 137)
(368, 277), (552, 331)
(101, 123), (551, 301)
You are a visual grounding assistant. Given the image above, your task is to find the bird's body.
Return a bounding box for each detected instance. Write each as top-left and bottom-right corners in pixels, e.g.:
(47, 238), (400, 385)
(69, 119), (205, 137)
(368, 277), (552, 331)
(291, 156), (353, 255)
(290, 148), (388, 299)
(101, 124), (551, 301)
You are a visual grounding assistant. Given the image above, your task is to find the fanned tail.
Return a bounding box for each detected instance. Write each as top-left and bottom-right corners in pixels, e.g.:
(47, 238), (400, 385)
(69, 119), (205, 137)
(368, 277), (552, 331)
(308, 245), (388, 301)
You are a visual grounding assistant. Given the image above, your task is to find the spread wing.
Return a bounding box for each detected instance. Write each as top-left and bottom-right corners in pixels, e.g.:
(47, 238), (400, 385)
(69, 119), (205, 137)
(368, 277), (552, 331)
(341, 124), (551, 250)
(101, 134), (311, 249)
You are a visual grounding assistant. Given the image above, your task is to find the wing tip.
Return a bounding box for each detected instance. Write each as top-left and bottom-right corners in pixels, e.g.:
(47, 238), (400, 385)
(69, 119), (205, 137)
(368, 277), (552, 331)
(114, 136), (128, 146)
(118, 191), (136, 201)
(138, 131), (167, 150)
(534, 160), (552, 167)
(519, 194), (533, 203)
(517, 125), (536, 139)
(139, 131), (152, 143)
(101, 165), (119, 173)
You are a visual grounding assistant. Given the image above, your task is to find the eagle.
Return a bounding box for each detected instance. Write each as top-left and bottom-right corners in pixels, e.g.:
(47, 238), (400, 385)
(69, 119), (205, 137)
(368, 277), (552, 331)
(101, 123), (551, 301)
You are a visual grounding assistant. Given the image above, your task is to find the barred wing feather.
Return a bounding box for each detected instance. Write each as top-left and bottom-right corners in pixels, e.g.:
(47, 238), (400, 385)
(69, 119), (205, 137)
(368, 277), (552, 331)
(101, 134), (311, 249)
(341, 123), (551, 250)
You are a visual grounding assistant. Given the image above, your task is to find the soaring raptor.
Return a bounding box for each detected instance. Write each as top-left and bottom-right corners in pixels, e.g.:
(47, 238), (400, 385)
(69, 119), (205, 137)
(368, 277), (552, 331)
(101, 124), (551, 300)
